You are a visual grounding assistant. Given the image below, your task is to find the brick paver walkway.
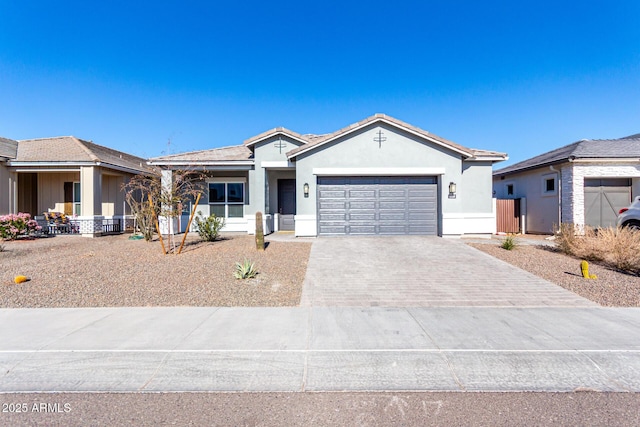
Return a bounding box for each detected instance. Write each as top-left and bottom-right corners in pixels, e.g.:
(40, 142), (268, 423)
(300, 237), (596, 307)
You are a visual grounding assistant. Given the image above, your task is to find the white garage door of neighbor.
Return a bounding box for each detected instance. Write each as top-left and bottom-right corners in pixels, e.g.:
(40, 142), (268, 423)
(584, 178), (631, 228)
(317, 176), (438, 235)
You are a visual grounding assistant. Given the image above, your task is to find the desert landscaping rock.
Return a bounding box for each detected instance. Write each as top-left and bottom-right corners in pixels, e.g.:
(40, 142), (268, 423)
(0, 234), (311, 308)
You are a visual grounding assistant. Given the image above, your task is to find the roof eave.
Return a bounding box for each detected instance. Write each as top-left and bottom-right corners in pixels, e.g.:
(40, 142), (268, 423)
(468, 155), (509, 162)
(147, 160), (254, 167)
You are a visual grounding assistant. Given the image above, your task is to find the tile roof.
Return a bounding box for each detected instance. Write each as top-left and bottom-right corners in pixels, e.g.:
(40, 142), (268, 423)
(149, 114), (507, 164)
(148, 145), (253, 163)
(494, 134), (640, 176)
(0, 137), (18, 159)
(14, 136), (152, 173)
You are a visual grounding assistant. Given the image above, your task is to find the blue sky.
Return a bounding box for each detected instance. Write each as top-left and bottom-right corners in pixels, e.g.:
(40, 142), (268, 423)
(1, 1), (638, 167)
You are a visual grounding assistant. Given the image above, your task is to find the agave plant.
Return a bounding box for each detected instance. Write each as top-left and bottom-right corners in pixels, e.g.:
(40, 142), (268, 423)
(234, 259), (258, 280)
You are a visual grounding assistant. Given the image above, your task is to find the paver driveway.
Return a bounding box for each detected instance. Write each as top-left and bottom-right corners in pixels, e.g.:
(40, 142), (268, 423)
(300, 236), (596, 307)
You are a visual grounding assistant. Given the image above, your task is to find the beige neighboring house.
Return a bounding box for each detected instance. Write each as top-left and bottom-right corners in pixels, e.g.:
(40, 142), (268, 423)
(493, 134), (640, 234)
(0, 137), (19, 215)
(0, 136), (152, 237)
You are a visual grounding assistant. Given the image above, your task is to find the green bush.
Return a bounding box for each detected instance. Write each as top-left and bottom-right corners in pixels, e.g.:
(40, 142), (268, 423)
(234, 259), (258, 280)
(194, 211), (225, 242)
(500, 234), (517, 250)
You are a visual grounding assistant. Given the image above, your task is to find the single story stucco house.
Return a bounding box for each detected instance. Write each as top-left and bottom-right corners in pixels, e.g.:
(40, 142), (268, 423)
(0, 136), (152, 236)
(149, 114), (508, 237)
(493, 134), (640, 233)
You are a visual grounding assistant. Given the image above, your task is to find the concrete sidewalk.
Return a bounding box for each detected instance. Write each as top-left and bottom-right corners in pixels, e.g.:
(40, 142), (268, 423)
(1, 307), (639, 392)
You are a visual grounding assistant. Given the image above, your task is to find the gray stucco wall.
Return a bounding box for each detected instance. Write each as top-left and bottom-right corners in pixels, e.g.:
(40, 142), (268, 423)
(248, 136), (303, 214)
(493, 167), (561, 234)
(461, 162), (494, 213)
(292, 123), (466, 217)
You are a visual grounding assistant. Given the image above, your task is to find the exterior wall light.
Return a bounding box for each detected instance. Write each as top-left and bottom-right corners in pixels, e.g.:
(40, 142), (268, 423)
(448, 182), (457, 199)
(303, 182), (310, 198)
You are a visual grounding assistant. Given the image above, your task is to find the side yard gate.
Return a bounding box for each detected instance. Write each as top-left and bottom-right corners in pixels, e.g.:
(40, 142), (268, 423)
(496, 198), (521, 233)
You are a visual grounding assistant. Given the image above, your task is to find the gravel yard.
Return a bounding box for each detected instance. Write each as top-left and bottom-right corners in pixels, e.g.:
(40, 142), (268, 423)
(0, 233), (311, 308)
(2, 233), (639, 308)
(469, 240), (640, 307)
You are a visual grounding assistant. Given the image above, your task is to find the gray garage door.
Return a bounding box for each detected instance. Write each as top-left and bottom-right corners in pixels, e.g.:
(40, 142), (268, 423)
(317, 176), (438, 235)
(584, 178), (631, 228)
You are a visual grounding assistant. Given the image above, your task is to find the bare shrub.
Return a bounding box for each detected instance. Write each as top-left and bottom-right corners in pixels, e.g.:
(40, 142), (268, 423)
(556, 223), (640, 274)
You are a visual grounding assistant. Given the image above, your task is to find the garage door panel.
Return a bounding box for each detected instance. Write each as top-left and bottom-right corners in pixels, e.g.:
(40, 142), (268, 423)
(379, 201), (406, 210)
(317, 176), (438, 236)
(349, 225), (378, 234)
(378, 226), (407, 234)
(409, 189), (436, 197)
(379, 211), (407, 220)
(348, 190), (376, 198)
(318, 213), (347, 221)
(318, 201), (347, 209)
(379, 189), (407, 198)
(318, 189), (347, 198)
(349, 201), (377, 210)
(349, 212), (377, 221)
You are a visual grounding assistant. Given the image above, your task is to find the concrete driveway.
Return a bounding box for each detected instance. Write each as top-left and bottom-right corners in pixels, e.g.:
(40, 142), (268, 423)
(300, 236), (595, 307)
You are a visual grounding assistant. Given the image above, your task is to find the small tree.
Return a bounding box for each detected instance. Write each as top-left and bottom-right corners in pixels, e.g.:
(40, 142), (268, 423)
(122, 169), (205, 252)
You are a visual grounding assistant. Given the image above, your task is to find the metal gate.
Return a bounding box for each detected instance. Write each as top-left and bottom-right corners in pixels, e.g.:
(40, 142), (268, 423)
(496, 198), (521, 233)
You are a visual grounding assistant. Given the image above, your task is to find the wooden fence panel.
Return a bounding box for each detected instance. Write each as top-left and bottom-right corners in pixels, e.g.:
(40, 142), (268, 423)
(496, 198), (521, 233)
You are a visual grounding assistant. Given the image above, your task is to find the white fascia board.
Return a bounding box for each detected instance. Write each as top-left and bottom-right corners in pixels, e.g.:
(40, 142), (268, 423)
(570, 158), (640, 163)
(8, 161), (95, 168)
(261, 160), (295, 168)
(312, 167), (446, 176)
(13, 168), (82, 173)
(289, 118), (472, 159)
(467, 155), (509, 162)
(147, 160), (254, 166)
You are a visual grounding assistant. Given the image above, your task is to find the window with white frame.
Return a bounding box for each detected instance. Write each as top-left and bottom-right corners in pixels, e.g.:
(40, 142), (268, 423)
(542, 174), (557, 196)
(73, 182), (81, 215)
(209, 181), (245, 218)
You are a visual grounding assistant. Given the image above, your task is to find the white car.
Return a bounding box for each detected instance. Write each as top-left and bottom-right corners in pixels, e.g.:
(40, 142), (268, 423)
(617, 196), (640, 230)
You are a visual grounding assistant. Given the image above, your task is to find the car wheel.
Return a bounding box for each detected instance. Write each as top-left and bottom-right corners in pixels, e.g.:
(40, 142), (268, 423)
(623, 221), (640, 231)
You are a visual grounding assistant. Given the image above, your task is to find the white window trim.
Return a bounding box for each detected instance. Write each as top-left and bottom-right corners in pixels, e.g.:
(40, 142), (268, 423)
(541, 173), (558, 197)
(73, 181), (81, 216)
(207, 179), (246, 219)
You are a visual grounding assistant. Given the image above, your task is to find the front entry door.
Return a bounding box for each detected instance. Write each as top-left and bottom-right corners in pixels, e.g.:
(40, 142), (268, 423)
(278, 179), (296, 231)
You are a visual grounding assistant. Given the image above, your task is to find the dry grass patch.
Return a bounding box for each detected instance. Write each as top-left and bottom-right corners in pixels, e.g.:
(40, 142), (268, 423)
(556, 224), (640, 275)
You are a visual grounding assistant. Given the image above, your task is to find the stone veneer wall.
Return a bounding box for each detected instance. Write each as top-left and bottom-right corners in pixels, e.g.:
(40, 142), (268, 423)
(562, 162), (640, 227)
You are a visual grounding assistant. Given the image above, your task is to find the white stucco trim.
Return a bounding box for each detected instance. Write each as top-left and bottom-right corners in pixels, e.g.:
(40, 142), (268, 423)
(294, 214), (317, 237)
(312, 167), (446, 176)
(245, 214), (272, 235)
(442, 212), (496, 237)
(261, 161), (295, 168)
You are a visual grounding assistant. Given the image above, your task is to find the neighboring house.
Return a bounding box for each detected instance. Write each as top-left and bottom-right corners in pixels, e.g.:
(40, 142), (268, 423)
(493, 134), (640, 233)
(0, 137), (19, 215)
(1, 136), (152, 236)
(149, 114), (507, 237)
